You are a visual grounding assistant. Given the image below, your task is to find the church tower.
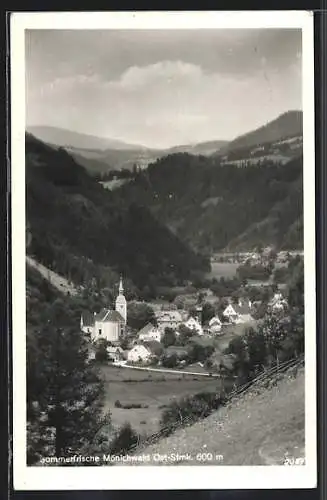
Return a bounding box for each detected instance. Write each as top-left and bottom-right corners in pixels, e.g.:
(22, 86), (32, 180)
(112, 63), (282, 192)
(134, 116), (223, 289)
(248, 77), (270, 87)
(115, 276), (127, 324)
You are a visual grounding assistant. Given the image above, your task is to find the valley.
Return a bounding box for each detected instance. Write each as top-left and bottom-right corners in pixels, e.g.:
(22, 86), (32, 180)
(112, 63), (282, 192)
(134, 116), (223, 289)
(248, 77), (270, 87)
(25, 109), (305, 466)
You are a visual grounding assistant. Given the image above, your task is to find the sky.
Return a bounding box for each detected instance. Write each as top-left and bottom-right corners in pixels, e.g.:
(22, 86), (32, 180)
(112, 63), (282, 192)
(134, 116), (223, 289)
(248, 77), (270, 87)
(25, 29), (302, 149)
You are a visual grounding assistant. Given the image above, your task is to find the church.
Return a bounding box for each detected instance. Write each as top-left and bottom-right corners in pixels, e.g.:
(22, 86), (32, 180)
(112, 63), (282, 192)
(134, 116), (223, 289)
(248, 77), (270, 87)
(80, 277), (127, 343)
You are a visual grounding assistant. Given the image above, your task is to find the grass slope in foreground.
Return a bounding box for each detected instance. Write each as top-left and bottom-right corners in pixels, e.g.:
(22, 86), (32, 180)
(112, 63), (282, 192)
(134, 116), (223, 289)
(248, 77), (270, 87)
(126, 368), (304, 466)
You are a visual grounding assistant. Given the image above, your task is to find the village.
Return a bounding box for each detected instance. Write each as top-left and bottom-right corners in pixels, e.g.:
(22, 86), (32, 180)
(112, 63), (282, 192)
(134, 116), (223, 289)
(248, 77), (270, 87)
(80, 255), (291, 375)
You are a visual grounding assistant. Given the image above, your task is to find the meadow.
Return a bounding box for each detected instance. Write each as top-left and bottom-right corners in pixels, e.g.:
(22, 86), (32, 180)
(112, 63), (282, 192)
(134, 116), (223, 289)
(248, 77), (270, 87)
(207, 262), (239, 280)
(100, 365), (224, 435)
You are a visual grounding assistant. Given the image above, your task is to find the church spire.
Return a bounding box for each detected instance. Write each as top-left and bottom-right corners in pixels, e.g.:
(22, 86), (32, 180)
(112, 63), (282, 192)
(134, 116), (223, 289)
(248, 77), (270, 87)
(119, 275), (124, 295)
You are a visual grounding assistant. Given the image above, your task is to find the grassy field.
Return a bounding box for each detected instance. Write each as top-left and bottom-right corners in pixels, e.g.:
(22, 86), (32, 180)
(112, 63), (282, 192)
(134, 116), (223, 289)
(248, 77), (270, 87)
(131, 368), (305, 466)
(207, 262), (239, 280)
(100, 365), (224, 435)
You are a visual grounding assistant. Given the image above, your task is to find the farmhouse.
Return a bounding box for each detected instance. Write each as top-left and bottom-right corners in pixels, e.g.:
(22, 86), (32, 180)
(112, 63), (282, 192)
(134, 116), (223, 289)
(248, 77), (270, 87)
(137, 323), (162, 342)
(106, 345), (124, 362)
(184, 316), (203, 335)
(80, 277), (127, 342)
(208, 315), (222, 334)
(127, 341), (163, 364)
(156, 310), (184, 332)
(223, 299), (253, 324)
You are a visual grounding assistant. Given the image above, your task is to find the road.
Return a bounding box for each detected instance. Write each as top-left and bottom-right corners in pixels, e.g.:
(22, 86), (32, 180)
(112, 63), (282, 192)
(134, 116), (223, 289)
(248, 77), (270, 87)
(112, 360), (220, 378)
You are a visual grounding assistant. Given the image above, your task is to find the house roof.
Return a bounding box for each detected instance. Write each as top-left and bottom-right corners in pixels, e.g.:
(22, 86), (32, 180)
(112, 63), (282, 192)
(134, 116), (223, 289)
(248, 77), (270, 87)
(156, 310), (183, 322)
(137, 322), (158, 337)
(185, 316), (201, 325)
(225, 303), (252, 315)
(95, 308), (124, 323)
(142, 340), (163, 356)
(81, 311), (95, 327)
(209, 315), (221, 326)
(107, 346), (123, 354)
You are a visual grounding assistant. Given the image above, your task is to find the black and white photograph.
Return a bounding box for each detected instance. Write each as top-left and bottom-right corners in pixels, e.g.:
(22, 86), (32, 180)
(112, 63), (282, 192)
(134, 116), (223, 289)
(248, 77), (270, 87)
(11, 11), (316, 490)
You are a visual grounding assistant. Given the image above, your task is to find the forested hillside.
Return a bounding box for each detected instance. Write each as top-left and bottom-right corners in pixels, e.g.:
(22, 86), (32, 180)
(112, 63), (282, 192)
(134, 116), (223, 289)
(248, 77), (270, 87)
(26, 133), (209, 294)
(113, 152), (303, 252)
(220, 110), (302, 154)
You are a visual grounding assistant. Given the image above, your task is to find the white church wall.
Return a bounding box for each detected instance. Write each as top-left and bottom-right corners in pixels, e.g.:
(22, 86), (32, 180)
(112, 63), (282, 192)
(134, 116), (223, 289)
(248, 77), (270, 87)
(94, 320), (120, 342)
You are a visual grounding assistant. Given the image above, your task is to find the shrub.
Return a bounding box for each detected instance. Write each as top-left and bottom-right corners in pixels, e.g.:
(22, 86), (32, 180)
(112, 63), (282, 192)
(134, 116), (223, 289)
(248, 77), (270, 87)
(160, 391), (226, 436)
(114, 401), (149, 409)
(109, 422), (139, 455)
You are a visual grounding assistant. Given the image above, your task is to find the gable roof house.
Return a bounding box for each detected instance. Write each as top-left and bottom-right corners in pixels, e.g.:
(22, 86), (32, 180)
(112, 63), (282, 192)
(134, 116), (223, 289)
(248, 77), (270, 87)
(184, 316), (203, 336)
(106, 345), (125, 362)
(208, 315), (223, 335)
(156, 310), (184, 332)
(223, 299), (254, 324)
(127, 341), (163, 364)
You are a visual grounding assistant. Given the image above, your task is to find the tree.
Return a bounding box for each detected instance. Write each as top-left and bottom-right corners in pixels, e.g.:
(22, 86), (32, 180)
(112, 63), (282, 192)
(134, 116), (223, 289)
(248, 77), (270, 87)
(201, 302), (215, 324)
(27, 298), (111, 463)
(95, 339), (109, 363)
(109, 423), (139, 455)
(224, 336), (249, 382)
(187, 342), (214, 364)
(244, 327), (267, 377)
(177, 324), (194, 345)
(127, 302), (156, 331)
(162, 328), (177, 348)
(161, 353), (178, 368)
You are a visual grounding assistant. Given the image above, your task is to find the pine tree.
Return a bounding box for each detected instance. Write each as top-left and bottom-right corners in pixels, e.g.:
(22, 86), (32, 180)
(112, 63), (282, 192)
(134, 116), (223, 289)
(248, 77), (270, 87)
(27, 298), (111, 464)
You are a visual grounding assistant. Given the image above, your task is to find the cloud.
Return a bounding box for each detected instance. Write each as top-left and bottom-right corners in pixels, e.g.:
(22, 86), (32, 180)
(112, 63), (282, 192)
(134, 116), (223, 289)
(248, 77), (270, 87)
(27, 58), (302, 148)
(110, 60), (203, 90)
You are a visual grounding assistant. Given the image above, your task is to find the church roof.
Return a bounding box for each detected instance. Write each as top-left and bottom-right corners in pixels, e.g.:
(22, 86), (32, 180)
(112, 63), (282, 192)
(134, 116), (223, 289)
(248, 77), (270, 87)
(81, 311), (95, 327)
(95, 308), (124, 323)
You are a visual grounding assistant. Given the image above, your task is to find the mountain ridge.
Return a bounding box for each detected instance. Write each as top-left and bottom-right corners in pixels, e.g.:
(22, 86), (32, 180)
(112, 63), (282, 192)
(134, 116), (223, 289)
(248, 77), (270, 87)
(26, 133), (209, 295)
(27, 125), (148, 151)
(218, 110), (302, 155)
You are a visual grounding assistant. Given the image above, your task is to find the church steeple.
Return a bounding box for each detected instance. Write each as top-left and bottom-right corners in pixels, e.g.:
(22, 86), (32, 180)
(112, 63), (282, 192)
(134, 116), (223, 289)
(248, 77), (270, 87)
(115, 275), (127, 325)
(119, 275), (124, 295)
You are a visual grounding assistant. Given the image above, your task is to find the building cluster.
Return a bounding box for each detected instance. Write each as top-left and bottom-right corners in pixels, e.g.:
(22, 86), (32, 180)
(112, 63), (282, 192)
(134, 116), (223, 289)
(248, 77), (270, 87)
(81, 278), (288, 366)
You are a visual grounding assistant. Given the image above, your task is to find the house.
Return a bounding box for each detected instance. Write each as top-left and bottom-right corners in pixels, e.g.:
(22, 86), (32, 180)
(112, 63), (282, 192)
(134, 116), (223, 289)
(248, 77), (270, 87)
(156, 310), (184, 332)
(137, 323), (162, 343)
(208, 315), (222, 335)
(127, 341), (163, 364)
(268, 293), (288, 312)
(223, 299), (254, 324)
(106, 345), (124, 362)
(80, 277), (127, 342)
(127, 344), (152, 363)
(184, 316), (203, 335)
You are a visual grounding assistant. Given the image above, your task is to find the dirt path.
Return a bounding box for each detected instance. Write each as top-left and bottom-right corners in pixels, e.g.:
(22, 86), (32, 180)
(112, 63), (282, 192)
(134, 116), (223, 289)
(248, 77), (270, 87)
(26, 255), (78, 296)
